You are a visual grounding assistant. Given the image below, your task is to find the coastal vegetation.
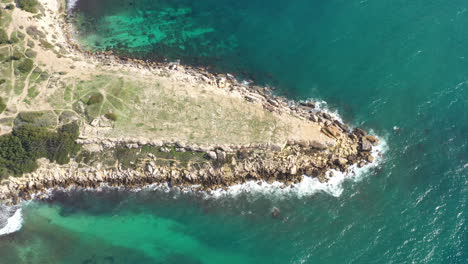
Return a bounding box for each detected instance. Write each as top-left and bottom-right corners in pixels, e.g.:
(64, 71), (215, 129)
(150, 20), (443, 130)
(0, 122), (80, 178)
(0, 97), (5, 113)
(17, 0), (40, 13)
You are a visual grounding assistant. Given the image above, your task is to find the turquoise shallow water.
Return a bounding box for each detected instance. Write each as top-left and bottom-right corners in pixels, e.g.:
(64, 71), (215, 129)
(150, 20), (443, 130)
(1, 0), (467, 263)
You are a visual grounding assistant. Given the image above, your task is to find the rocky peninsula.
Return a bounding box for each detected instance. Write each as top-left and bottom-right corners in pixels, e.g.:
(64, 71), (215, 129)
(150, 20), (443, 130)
(0, 0), (379, 205)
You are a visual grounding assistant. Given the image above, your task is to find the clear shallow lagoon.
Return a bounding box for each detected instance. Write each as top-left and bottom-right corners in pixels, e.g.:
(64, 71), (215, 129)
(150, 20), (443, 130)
(0, 0), (467, 263)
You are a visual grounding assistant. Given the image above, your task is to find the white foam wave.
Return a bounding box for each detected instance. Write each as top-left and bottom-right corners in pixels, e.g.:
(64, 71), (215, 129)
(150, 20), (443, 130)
(208, 137), (388, 199)
(67, 0), (79, 11)
(0, 209), (23, 236)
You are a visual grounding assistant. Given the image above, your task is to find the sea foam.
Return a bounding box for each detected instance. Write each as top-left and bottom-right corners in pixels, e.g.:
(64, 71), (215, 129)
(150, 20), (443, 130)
(207, 98), (388, 199)
(208, 137), (387, 200)
(0, 209), (23, 236)
(67, 0), (79, 11)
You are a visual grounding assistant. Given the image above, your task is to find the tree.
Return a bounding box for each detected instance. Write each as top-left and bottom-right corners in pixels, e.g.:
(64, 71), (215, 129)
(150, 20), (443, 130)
(0, 123), (81, 177)
(18, 0), (39, 13)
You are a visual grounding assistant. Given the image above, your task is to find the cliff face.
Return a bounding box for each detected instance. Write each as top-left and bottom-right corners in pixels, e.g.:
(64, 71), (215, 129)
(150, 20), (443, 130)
(0, 0), (379, 204)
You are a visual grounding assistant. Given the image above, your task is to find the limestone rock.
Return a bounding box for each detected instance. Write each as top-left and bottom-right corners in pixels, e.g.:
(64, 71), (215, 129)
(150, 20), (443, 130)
(309, 140), (328, 150)
(216, 150), (226, 161)
(208, 151), (217, 160)
(365, 135), (379, 145)
(361, 138), (373, 152)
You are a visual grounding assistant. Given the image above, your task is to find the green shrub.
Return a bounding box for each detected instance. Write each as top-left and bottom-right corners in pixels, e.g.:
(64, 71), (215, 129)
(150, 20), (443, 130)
(10, 50), (22, 60)
(87, 93), (104, 105)
(27, 39), (35, 48)
(0, 29), (8, 44)
(0, 123), (81, 177)
(8, 35), (19, 44)
(26, 26), (45, 39)
(0, 97), (6, 114)
(17, 31), (25, 39)
(18, 0), (39, 13)
(5, 4), (15, 10)
(39, 39), (53, 49)
(25, 49), (37, 58)
(14, 111), (58, 128)
(104, 112), (117, 121)
(17, 58), (34, 73)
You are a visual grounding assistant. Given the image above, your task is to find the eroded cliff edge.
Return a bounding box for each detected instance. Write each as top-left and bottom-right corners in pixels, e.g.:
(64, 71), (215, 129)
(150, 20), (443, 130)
(0, 0), (380, 204)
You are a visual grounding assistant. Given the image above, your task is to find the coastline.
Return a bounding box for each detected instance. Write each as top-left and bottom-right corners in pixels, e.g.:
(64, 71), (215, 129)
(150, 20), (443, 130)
(0, 0), (382, 206)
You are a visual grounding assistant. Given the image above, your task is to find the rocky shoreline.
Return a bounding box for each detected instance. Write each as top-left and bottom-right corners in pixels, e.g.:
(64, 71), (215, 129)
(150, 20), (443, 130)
(0, 120), (380, 205)
(0, 0), (380, 205)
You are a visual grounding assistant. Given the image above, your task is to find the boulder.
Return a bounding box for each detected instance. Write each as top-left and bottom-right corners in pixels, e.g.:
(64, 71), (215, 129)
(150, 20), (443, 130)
(310, 140), (328, 150)
(334, 120), (349, 132)
(323, 125), (341, 138)
(309, 114), (318, 122)
(290, 165), (297, 175)
(208, 151), (217, 160)
(300, 101), (316, 108)
(334, 158), (348, 166)
(361, 138), (373, 152)
(365, 135), (379, 145)
(358, 161), (366, 168)
(353, 128), (368, 136)
(216, 150), (227, 161)
(321, 112), (332, 120)
(161, 147), (170, 153)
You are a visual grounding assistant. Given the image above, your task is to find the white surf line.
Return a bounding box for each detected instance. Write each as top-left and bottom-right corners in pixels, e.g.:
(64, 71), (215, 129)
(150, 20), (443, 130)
(207, 135), (388, 199)
(0, 209), (23, 236)
(66, 0), (79, 11)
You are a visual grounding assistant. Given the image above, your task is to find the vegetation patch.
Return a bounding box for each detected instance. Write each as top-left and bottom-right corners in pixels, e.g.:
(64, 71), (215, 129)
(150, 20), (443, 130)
(17, 58), (34, 73)
(10, 50), (22, 61)
(87, 92), (104, 105)
(14, 111), (58, 128)
(113, 145), (208, 169)
(5, 4), (15, 10)
(18, 0), (40, 13)
(0, 97), (6, 114)
(104, 112), (117, 121)
(0, 123), (80, 178)
(26, 26), (45, 39)
(39, 39), (54, 49)
(59, 110), (79, 124)
(0, 29), (8, 44)
(25, 49), (37, 58)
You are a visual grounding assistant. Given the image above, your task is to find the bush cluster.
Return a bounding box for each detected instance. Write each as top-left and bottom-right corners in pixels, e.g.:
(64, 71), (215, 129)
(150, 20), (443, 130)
(104, 112), (117, 121)
(17, 58), (34, 73)
(18, 0), (39, 13)
(0, 123), (81, 178)
(0, 29), (8, 44)
(0, 97), (6, 113)
(5, 4), (15, 10)
(87, 93), (104, 105)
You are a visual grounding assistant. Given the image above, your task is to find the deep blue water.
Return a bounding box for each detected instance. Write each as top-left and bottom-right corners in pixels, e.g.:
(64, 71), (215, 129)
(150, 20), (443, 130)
(0, 0), (466, 263)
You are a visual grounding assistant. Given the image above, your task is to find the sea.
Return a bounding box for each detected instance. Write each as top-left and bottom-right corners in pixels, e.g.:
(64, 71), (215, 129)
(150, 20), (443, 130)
(0, 0), (466, 263)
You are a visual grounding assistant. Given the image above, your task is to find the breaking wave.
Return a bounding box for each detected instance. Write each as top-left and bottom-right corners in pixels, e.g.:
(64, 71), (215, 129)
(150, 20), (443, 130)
(208, 136), (388, 199)
(0, 208), (23, 236)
